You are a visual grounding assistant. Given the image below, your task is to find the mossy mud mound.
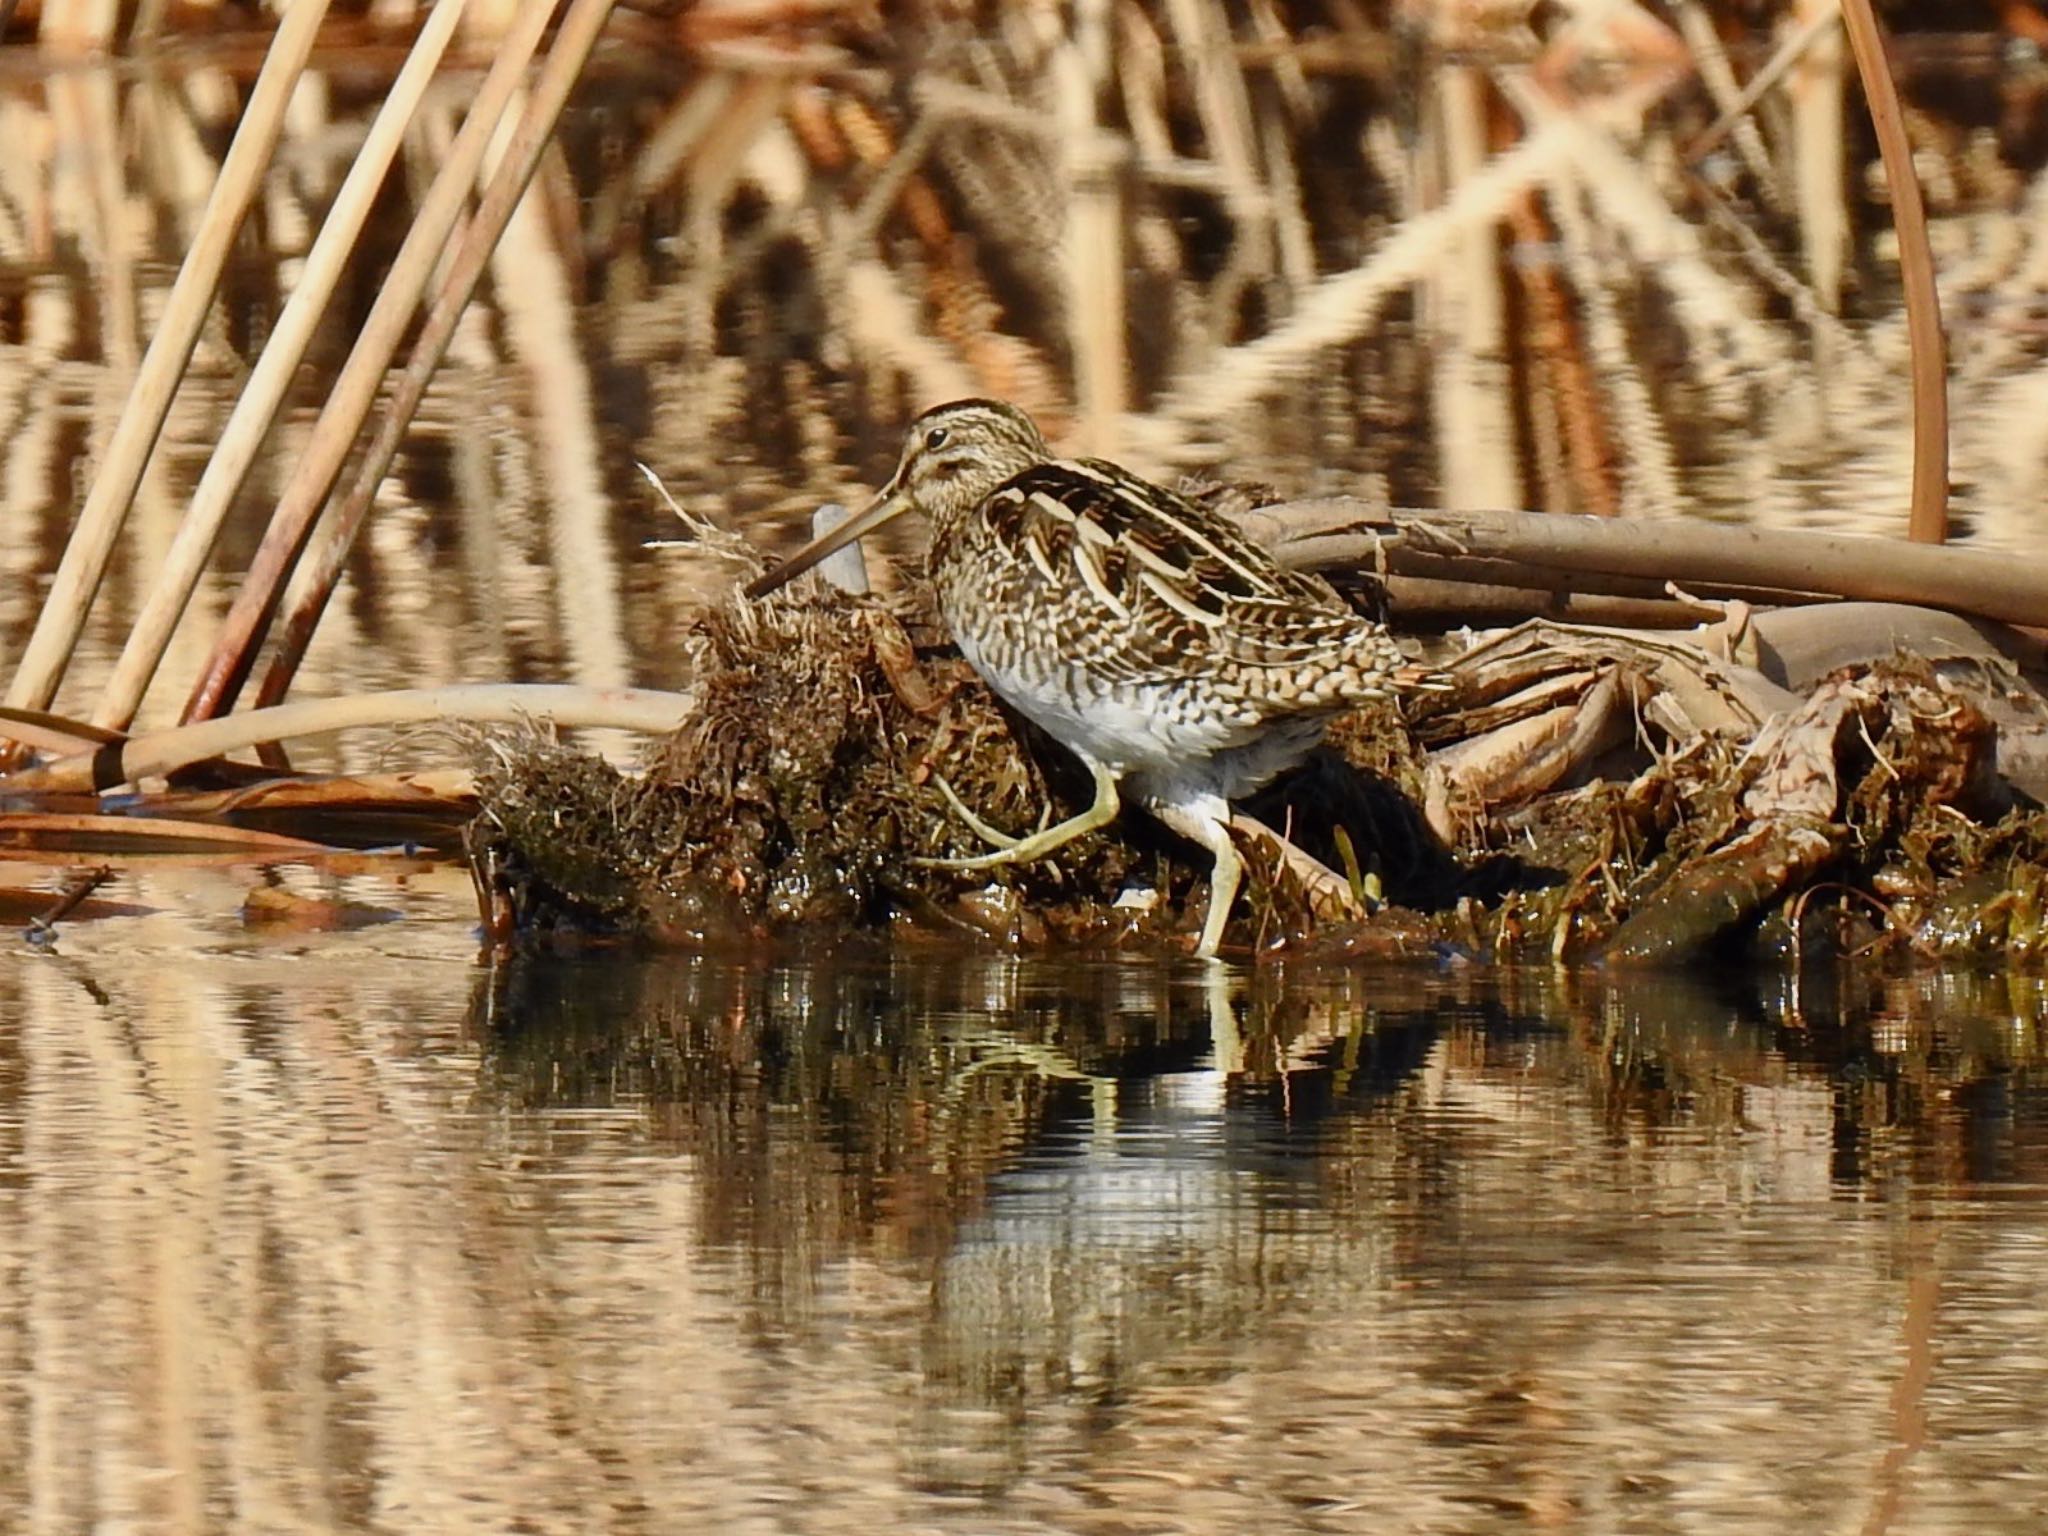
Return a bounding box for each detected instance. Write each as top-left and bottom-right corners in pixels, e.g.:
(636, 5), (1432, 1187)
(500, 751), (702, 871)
(468, 585), (2048, 967)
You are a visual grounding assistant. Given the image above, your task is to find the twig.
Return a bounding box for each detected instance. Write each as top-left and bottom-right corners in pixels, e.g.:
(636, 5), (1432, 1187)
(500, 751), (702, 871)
(24, 865), (113, 950)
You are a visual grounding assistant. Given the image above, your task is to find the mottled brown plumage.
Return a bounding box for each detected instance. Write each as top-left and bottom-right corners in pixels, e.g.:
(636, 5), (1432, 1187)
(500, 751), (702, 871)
(745, 400), (1422, 956)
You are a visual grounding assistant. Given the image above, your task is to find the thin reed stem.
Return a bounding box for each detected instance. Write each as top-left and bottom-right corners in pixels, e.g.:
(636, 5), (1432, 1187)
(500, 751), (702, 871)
(95, 0), (473, 735)
(177, 0), (563, 727)
(0, 0), (331, 739)
(3, 684), (693, 796)
(1839, 0), (1951, 545)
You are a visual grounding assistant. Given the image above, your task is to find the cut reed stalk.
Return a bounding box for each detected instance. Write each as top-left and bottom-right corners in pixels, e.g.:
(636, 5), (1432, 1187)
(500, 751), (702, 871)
(94, 0), (472, 736)
(177, 0), (564, 726)
(0, 0), (331, 742)
(1839, 0), (1951, 545)
(1, 684), (694, 797)
(231, 0), (622, 721)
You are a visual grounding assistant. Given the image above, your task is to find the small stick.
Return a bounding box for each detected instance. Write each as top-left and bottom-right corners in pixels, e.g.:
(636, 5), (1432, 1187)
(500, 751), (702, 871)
(25, 866), (113, 949)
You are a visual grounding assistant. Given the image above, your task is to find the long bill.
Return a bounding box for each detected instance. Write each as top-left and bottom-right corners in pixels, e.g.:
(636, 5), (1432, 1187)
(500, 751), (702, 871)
(742, 480), (914, 599)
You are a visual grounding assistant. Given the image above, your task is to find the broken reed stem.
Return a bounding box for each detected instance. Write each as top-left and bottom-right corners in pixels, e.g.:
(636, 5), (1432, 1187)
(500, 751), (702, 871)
(94, 0), (473, 736)
(0, 684), (695, 797)
(0, 0), (331, 743)
(0, 705), (123, 758)
(210, 0), (623, 724)
(1838, 0), (1950, 546)
(178, 0), (564, 728)
(1255, 502), (2048, 629)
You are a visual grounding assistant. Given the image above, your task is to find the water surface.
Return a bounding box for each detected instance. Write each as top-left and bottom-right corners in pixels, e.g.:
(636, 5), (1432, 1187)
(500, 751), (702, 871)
(2, 896), (2043, 1532)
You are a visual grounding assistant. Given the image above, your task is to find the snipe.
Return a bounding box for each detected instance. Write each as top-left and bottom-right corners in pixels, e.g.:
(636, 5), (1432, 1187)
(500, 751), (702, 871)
(744, 399), (1423, 957)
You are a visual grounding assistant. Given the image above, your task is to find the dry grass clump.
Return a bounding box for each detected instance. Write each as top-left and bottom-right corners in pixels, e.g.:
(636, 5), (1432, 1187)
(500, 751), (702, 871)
(471, 584), (1159, 944)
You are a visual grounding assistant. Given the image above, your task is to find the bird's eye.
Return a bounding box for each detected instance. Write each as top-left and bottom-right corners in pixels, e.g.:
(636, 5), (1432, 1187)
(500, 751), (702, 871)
(923, 426), (950, 451)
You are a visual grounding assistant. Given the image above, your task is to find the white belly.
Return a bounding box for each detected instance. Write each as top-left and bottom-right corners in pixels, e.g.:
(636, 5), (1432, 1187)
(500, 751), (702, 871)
(955, 630), (1325, 800)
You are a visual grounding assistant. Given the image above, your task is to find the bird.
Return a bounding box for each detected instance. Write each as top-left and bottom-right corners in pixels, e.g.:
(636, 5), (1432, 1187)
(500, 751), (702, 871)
(743, 399), (1425, 958)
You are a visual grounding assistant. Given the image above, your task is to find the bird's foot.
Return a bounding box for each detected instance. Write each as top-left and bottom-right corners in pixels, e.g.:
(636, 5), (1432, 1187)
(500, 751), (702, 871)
(916, 759), (1121, 871)
(928, 773), (1057, 852)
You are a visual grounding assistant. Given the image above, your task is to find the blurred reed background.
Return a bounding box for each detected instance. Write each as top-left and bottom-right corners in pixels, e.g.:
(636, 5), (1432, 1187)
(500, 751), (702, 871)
(0, 0), (2045, 742)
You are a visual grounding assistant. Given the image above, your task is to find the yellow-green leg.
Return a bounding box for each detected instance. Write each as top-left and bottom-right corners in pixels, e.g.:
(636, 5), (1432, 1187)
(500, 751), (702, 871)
(930, 774), (1056, 851)
(916, 756), (1121, 871)
(1148, 797), (1243, 960)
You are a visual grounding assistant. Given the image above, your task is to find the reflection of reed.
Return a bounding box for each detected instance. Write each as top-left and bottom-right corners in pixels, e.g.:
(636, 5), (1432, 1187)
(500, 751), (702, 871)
(1, 939), (2043, 1524)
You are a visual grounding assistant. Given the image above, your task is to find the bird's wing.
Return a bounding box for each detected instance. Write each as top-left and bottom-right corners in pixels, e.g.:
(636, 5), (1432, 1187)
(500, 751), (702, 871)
(980, 459), (1385, 686)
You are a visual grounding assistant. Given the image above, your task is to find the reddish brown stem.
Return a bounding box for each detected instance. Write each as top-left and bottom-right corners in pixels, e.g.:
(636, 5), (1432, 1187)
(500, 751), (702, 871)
(1839, 0), (1949, 545)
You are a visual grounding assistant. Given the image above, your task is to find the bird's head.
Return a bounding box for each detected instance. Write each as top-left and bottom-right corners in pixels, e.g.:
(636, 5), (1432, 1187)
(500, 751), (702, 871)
(744, 400), (1051, 598)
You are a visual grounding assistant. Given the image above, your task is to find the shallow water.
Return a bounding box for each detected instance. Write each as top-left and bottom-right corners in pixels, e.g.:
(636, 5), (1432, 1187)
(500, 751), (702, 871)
(2, 890), (2044, 1532)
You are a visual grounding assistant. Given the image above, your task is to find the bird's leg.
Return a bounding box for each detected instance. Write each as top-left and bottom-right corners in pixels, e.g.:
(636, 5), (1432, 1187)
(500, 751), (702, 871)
(1145, 796), (1243, 960)
(917, 756), (1121, 870)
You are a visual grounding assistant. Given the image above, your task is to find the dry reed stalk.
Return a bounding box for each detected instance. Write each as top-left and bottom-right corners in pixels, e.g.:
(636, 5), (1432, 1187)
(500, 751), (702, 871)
(239, 0), (622, 718)
(0, 0), (330, 745)
(0, 704), (122, 757)
(1685, 5), (1841, 164)
(176, 0), (563, 725)
(1788, 0), (1848, 313)
(1840, 0), (1951, 546)
(1264, 503), (2048, 629)
(1151, 122), (1576, 434)
(93, 0), (473, 736)
(0, 812), (333, 853)
(1, 683), (695, 796)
